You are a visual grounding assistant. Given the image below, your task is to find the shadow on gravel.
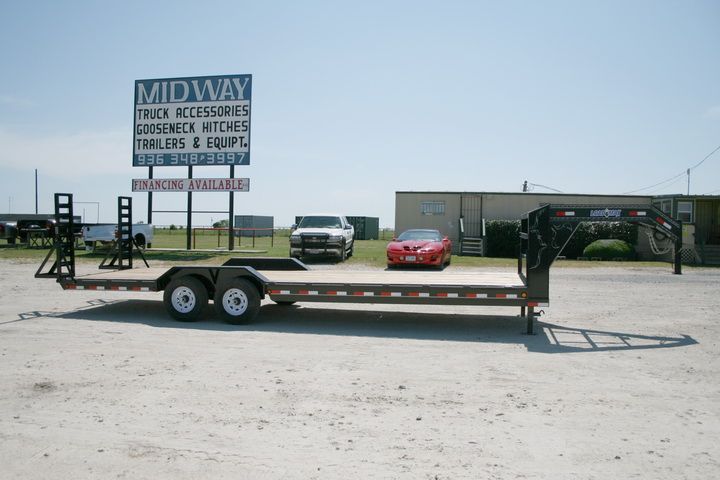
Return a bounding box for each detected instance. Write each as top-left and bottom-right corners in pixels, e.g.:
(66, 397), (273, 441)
(14, 298), (698, 354)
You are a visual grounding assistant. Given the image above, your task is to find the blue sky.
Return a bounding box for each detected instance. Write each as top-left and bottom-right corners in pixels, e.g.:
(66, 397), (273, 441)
(1, 0), (718, 227)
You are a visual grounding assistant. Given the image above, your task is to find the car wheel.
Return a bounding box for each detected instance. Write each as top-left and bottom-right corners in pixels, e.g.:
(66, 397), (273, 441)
(164, 276), (208, 322)
(347, 241), (354, 258)
(214, 277), (260, 325)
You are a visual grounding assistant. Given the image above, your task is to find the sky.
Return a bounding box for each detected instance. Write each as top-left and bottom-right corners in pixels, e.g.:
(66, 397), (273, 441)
(1, 0), (718, 227)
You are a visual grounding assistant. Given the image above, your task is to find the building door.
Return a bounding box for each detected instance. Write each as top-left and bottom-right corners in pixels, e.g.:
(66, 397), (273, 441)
(695, 200), (720, 245)
(460, 194), (483, 237)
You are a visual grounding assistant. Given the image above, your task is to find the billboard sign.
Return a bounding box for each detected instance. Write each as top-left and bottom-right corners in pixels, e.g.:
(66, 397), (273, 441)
(132, 178), (250, 192)
(133, 74), (252, 167)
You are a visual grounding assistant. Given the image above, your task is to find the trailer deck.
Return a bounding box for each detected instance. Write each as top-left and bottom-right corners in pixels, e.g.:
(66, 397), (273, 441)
(65, 267), (530, 304)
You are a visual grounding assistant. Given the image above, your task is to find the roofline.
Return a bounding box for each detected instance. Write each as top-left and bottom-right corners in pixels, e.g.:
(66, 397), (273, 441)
(395, 191), (654, 199)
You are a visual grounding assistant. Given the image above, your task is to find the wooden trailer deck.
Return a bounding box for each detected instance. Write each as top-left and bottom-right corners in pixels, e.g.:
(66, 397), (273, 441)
(71, 267), (526, 290)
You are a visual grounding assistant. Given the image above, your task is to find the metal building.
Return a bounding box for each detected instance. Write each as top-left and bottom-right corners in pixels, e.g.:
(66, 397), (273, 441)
(234, 215), (274, 237)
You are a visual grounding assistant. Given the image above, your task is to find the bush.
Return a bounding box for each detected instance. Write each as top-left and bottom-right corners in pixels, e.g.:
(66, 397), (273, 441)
(560, 222), (638, 259)
(484, 220), (520, 258)
(481, 219), (639, 259)
(582, 239), (635, 260)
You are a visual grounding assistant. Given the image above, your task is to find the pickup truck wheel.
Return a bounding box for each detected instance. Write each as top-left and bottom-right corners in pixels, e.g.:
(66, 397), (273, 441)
(214, 277), (260, 325)
(134, 234), (146, 248)
(339, 241), (347, 262)
(347, 242), (354, 258)
(164, 276), (208, 322)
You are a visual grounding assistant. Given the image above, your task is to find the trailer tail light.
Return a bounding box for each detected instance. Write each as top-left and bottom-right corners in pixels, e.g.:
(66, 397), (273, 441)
(656, 217), (672, 230)
(628, 210), (646, 217)
(555, 211), (575, 217)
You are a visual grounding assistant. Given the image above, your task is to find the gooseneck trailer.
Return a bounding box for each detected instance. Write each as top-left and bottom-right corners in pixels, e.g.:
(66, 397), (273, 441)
(36, 194), (682, 334)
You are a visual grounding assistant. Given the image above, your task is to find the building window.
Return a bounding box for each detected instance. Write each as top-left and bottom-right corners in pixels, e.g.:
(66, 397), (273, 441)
(654, 199), (671, 214)
(421, 201), (445, 216)
(677, 201), (693, 223)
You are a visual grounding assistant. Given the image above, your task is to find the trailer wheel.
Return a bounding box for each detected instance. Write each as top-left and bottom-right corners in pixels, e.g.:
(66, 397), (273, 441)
(214, 277), (260, 325)
(164, 276), (208, 322)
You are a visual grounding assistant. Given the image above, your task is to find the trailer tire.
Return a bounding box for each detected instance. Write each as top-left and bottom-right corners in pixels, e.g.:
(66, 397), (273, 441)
(164, 276), (208, 322)
(214, 277), (260, 325)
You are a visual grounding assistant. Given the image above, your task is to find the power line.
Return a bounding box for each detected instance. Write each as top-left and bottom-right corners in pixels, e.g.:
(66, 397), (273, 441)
(622, 143), (720, 195)
(523, 181), (563, 193)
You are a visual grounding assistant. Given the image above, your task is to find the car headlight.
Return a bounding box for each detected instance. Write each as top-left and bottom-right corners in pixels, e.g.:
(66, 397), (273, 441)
(328, 235), (342, 242)
(290, 235), (301, 245)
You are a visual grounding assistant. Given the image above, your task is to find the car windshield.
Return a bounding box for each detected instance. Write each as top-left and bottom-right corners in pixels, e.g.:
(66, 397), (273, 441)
(298, 216), (342, 229)
(397, 230), (442, 241)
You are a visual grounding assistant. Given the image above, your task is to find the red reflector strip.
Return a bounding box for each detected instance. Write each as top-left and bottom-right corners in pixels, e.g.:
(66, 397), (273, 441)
(629, 210), (646, 217)
(527, 302), (549, 307)
(556, 211), (575, 217)
(656, 217), (671, 230)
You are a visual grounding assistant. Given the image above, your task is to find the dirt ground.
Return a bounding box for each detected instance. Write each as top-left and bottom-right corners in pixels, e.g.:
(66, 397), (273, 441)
(0, 258), (718, 479)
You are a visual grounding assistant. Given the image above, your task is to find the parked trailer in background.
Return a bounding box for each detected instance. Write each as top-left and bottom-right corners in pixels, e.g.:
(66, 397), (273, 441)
(37, 194), (682, 334)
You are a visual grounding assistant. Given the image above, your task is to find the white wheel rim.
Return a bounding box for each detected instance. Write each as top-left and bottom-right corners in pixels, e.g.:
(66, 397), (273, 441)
(222, 288), (249, 316)
(171, 286), (196, 313)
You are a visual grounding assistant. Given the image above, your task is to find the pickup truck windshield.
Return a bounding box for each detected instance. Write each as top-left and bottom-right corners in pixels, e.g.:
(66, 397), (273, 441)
(298, 216), (342, 229)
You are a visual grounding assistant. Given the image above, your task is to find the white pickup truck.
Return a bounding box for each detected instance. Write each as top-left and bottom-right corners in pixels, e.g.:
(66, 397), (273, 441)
(289, 214), (354, 261)
(82, 223), (153, 249)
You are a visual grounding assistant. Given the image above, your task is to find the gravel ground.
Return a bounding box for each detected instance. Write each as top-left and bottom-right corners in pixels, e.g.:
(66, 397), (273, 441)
(0, 259), (718, 479)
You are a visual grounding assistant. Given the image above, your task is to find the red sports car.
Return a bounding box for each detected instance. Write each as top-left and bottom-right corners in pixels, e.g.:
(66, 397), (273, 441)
(386, 229), (452, 268)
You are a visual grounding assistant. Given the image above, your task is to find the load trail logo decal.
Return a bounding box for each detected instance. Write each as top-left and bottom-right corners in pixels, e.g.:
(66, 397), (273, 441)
(590, 208), (622, 218)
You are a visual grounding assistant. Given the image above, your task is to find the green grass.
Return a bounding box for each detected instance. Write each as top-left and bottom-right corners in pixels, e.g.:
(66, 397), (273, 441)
(0, 229), (690, 270)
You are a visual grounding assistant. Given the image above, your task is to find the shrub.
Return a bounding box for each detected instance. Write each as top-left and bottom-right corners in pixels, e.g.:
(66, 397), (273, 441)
(484, 220), (520, 258)
(582, 239), (635, 260)
(560, 222), (638, 259)
(481, 220), (639, 259)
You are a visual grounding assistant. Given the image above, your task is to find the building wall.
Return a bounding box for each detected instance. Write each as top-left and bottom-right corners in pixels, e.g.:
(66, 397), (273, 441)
(394, 192), (463, 243)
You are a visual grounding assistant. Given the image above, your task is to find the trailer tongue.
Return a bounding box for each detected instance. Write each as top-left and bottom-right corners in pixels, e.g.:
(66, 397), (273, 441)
(36, 194), (682, 334)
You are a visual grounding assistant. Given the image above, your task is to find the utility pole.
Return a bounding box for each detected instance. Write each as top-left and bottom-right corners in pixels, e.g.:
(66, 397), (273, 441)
(686, 168), (690, 195)
(35, 169), (38, 214)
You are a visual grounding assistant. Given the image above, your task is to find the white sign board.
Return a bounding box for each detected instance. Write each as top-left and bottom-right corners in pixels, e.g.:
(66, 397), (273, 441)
(132, 178), (250, 192)
(133, 74), (252, 167)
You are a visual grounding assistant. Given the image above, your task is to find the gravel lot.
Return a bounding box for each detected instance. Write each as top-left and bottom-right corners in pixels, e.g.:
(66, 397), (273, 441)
(1, 259), (718, 479)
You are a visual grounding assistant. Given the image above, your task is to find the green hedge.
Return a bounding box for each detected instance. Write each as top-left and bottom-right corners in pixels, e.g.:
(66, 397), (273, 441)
(482, 220), (638, 259)
(582, 239), (635, 260)
(485, 220), (520, 258)
(560, 222), (638, 259)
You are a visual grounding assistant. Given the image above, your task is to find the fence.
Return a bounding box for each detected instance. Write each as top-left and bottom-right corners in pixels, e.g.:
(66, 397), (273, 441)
(191, 227), (275, 250)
